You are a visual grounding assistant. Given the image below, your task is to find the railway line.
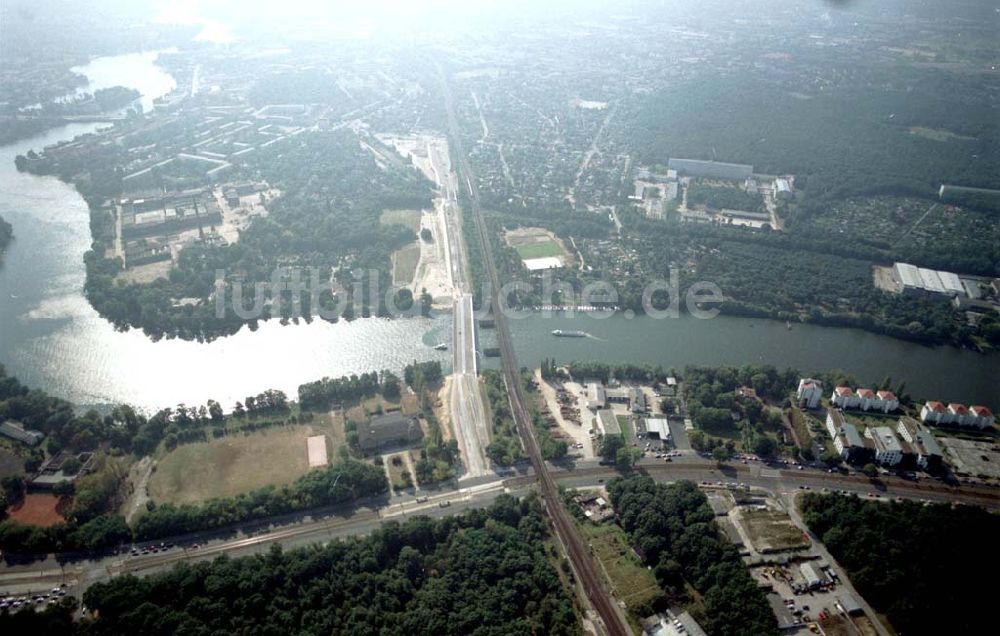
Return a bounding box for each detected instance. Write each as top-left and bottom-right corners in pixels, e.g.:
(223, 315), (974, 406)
(439, 66), (631, 636)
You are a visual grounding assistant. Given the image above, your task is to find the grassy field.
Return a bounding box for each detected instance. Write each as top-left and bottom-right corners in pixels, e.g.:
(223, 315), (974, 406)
(739, 508), (810, 552)
(579, 522), (663, 615)
(345, 393), (420, 425)
(379, 209), (422, 233)
(148, 416), (344, 505)
(505, 227), (569, 262)
(392, 243), (421, 285)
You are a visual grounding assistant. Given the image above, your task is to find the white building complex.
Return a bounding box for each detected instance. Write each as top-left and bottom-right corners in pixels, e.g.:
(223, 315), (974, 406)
(830, 386), (898, 413)
(920, 401), (995, 429)
(826, 410), (866, 460)
(893, 262), (966, 297)
(896, 417), (943, 470)
(865, 426), (903, 466)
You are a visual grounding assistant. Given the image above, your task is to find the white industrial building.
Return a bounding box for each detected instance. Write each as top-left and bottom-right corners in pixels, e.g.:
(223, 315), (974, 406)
(774, 178), (793, 200)
(644, 418), (671, 441)
(587, 382), (607, 410)
(893, 262), (965, 297)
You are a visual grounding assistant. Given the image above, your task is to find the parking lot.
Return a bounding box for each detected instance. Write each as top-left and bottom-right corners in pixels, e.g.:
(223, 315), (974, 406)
(940, 437), (1000, 480)
(748, 561), (847, 630)
(1, 584), (73, 613)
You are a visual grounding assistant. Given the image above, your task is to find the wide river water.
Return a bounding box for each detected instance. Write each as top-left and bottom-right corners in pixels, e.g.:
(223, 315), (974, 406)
(0, 52), (996, 411)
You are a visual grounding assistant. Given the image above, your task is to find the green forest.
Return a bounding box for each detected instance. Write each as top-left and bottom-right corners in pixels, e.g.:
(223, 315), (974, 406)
(614, 213), (975, 347)
(1, 495), (581, 636)
(608, 476), (777, 636)
(800, 493), (999, 635)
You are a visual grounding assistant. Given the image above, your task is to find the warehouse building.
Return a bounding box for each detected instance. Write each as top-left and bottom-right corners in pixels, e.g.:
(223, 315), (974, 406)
(893, 262), (965, 297)
(596, 409), (622, 438)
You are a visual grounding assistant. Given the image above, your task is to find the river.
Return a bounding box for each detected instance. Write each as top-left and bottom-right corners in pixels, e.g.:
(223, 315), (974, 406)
(0, 51), (996, 412)
(497, 313), (999, 409)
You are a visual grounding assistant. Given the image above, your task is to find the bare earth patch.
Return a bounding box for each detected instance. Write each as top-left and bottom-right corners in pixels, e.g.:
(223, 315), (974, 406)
(7, 493), (65, 527)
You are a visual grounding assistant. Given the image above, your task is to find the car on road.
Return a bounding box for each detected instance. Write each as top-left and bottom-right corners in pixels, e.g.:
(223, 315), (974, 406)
(439, 500), (451, 508)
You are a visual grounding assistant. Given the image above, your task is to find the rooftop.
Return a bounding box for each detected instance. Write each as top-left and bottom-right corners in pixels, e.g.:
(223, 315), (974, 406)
(597, 409), (621, 436)
(357, 412), (422, 452)
(869, 426), (902, 454)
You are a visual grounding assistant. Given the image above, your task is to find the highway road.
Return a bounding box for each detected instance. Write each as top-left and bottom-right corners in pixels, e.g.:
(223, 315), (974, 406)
(4, 455), (998, 600)
(426, 136), (491, 478)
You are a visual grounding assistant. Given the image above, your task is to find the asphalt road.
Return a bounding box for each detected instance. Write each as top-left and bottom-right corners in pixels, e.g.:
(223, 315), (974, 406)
(450, 293), (490, 477)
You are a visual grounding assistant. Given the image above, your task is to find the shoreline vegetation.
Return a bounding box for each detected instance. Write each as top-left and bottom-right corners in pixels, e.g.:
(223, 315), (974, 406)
(1, 86), (142, 147)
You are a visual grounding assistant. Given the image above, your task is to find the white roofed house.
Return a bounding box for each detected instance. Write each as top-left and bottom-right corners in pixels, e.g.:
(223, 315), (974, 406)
(796, 378), (823, 409)
(831, 386), (860, 410)
(865, 426), (903, 466)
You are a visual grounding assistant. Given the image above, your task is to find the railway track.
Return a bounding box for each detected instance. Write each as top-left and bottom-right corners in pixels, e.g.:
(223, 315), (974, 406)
(439, 67), (630, 636)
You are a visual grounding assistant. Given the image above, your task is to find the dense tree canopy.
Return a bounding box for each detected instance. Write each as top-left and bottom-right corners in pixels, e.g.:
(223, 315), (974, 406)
(801, 493), (999, 635)
(3, 496), (581, 636)
(608, 476), (777, 636)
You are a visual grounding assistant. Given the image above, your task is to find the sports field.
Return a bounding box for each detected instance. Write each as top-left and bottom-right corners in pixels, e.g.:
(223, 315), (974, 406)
(6, 493), (65, 527)
(148, 415), (343, 505)
(504, 227), (569, 261)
